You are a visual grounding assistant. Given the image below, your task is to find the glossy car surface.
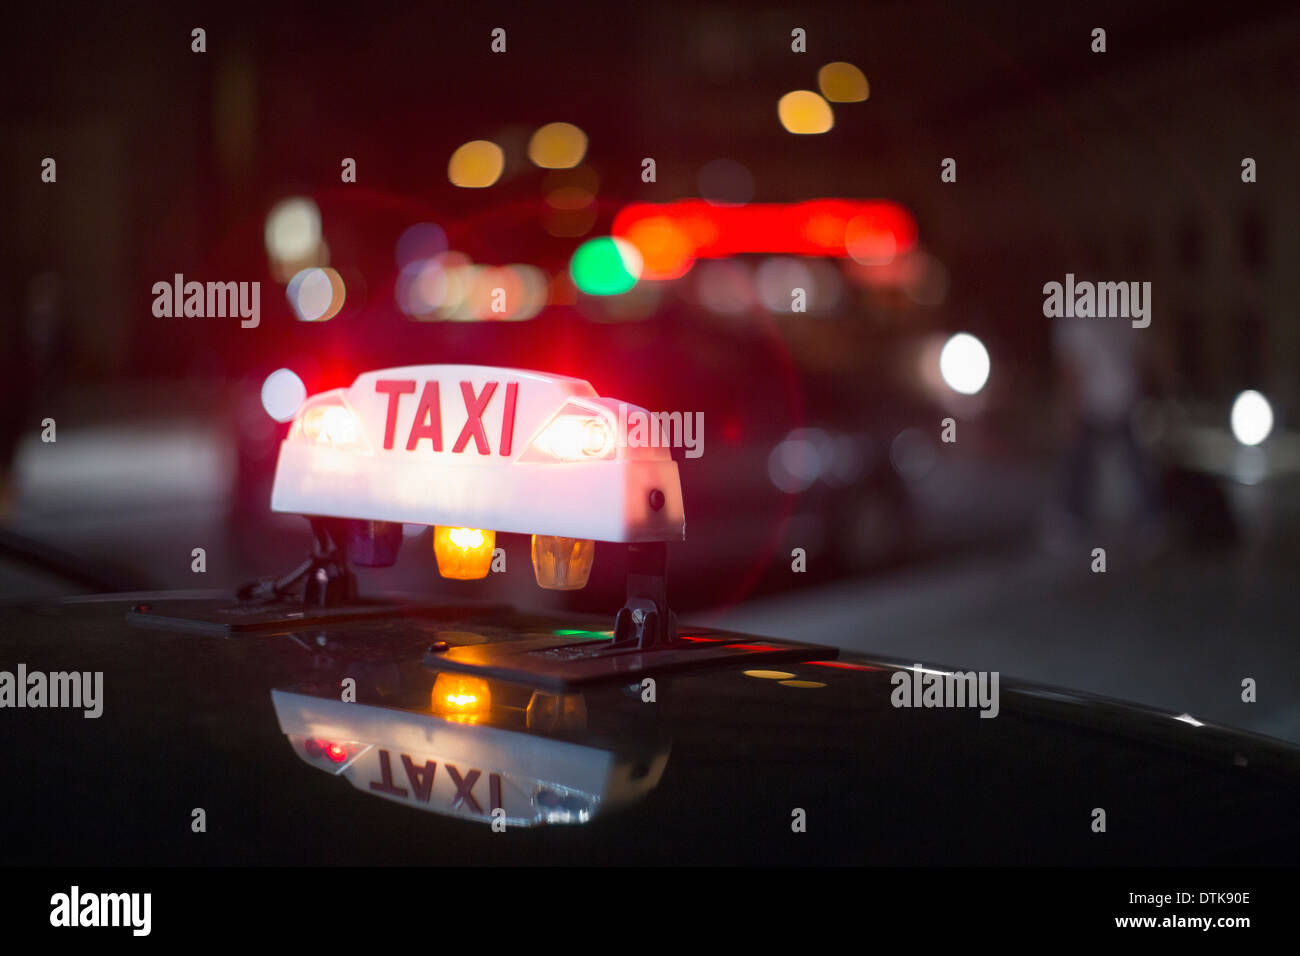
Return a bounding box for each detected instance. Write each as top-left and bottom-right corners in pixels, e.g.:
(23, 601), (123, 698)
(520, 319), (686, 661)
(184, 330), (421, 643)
(3, 595), (1298, 865)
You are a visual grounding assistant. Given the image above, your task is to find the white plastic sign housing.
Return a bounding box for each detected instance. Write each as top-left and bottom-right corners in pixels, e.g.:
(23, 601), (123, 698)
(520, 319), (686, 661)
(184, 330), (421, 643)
(270, 365), (685, 543)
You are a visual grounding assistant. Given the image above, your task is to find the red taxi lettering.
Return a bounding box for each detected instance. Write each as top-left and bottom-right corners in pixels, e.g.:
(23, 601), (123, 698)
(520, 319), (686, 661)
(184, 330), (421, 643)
(375, 380), (416, 450)
(498, 383), (518, 456)
(401, 755), (438, 803)
(368, 752), (505, 813)
(405, 381), (444, 452)
(374, 378), (520, 456)
(452, 382), (497, 454)
(368, 749), (409, 797)
(446, 764), (483, 813)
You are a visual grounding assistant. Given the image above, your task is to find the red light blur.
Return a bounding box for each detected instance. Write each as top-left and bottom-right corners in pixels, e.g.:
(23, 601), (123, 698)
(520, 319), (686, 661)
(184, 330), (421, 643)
(808, 660), (879, 671)
(721, 417), (745, 445)
(613, 200), (917, 263)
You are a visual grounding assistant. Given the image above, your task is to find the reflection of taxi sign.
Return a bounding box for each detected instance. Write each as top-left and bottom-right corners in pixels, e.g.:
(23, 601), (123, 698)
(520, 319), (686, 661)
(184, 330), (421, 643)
(271, 688), (670, 827)
(270, 365), (684, 589)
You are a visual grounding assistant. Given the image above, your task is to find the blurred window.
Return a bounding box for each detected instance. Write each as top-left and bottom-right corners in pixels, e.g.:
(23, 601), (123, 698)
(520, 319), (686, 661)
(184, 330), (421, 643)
(1236, 310), (1264, 385)
(1177, 216), (1201, 270)
(1240, 207), (1265, 273)
(1126, 225), (1149, 269)
(1177, 310), (1202, 391)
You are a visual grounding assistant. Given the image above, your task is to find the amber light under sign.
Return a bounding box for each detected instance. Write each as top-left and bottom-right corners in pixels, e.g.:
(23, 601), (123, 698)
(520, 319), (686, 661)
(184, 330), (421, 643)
(431, 673), (492, 723)
(433, 526), (496, 579)
(531, 534), (595, 589)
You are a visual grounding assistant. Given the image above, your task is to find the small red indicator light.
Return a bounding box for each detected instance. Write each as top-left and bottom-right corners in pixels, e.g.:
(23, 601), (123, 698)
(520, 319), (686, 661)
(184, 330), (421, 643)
(324, 742), (348, 763)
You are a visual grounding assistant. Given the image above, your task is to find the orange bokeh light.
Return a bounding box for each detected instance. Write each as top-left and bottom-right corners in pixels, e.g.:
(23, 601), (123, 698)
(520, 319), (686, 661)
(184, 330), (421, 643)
(622, 216), (696, 280)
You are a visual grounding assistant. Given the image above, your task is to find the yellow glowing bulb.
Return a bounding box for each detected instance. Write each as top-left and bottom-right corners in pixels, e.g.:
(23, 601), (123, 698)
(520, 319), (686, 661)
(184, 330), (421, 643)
(448, 527), (485, 550)
(448, 140), (505, 188)
(817, 62), (869, 102)
(431, 673), (492, 722)
(777, 90), (834, 134)
(527, 122), (588, 169)
(433, 526), (496, 579)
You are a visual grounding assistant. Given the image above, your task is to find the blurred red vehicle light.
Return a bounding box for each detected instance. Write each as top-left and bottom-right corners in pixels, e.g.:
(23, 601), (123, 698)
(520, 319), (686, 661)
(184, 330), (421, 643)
(613, 199), (917, 262)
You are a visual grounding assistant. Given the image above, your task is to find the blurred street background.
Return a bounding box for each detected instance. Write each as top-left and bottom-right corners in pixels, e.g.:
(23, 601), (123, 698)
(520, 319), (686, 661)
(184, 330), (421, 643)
(3, 3), (1298, 741)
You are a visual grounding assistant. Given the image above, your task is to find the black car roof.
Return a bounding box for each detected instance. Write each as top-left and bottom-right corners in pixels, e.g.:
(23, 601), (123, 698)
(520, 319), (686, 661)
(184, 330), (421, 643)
(3, 594), (1299, 865)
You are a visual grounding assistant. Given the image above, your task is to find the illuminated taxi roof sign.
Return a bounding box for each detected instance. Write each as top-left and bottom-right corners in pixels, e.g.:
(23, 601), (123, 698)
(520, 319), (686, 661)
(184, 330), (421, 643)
(270, 364), (684, 543)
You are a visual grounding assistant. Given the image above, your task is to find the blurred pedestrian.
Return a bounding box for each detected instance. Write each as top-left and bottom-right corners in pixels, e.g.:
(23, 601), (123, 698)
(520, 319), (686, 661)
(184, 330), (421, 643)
(1048, 313), (1165, 552)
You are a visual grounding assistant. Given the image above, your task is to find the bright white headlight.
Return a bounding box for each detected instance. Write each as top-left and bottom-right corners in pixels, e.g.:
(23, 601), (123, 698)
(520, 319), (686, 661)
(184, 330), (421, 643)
(939, 333), (990, 396)
(1230, 390), (1273, 446)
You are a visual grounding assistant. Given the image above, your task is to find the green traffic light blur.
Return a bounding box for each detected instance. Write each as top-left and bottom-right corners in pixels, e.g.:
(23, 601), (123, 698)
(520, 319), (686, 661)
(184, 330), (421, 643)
(569, 236), (642, 295)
